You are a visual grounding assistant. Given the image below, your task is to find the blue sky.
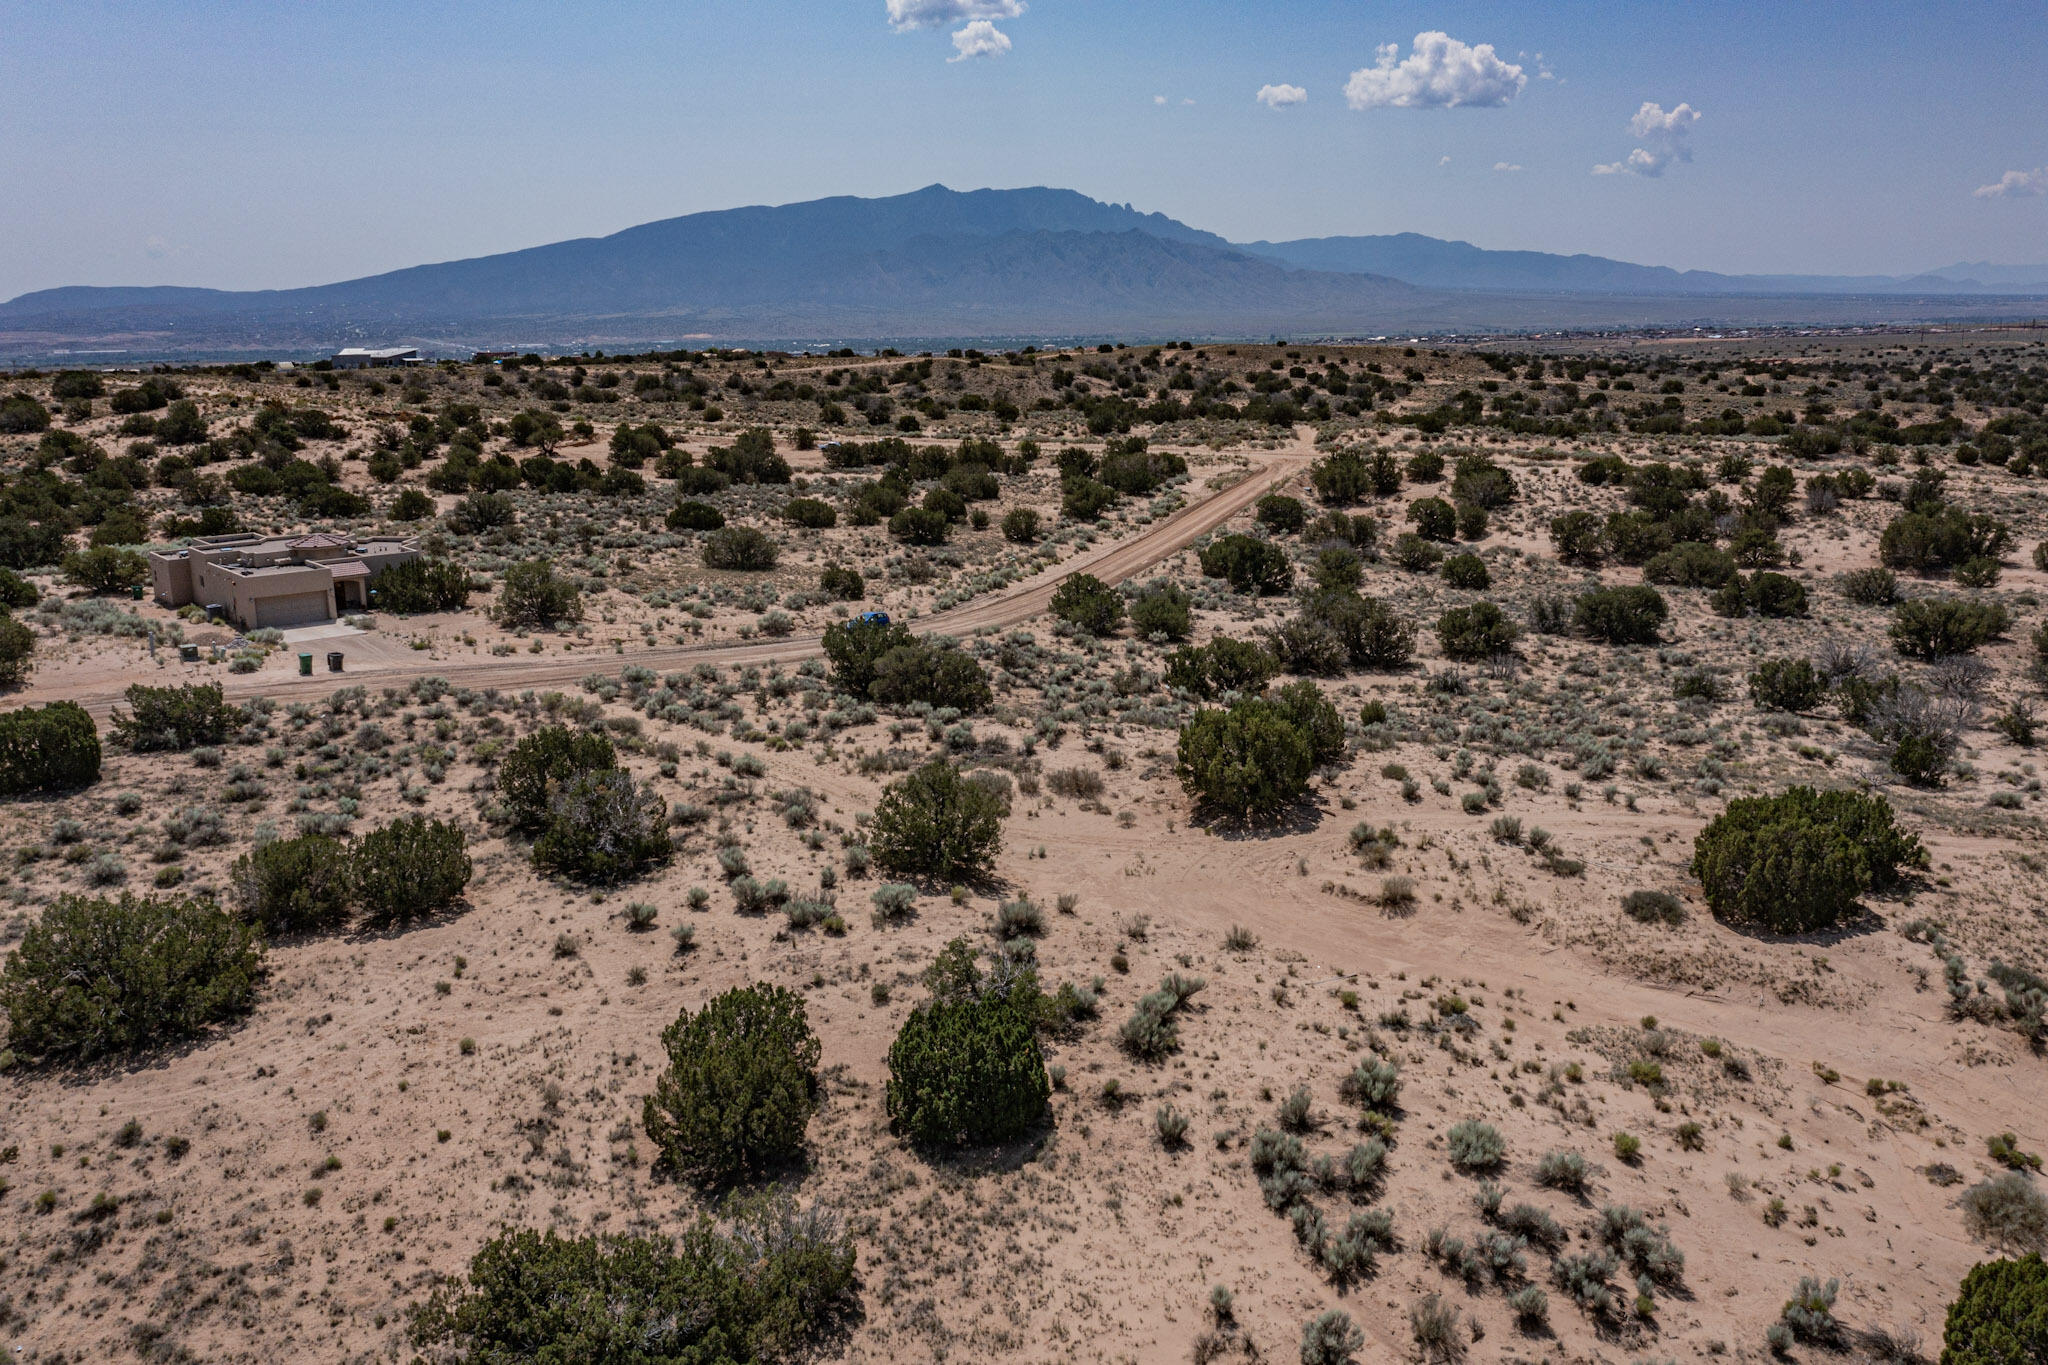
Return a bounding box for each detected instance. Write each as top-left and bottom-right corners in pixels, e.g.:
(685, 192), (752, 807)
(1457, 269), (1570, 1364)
(3, 1), (2044, 299)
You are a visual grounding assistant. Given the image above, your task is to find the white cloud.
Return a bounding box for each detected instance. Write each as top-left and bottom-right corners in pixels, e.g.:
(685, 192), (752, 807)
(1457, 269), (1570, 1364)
(1438, 155), (1452, 166)
(886, 0), (1022, 30)
(1975, 168), (2048, 199)
(1153, 94), (1167, 105)
(1493, 161), (1523, 173)
(1345, 32), (1526, 110)
(1255, 83), (1307, 108)
(1593, 100), (1699, 176)
(948, 19), (1011, 60)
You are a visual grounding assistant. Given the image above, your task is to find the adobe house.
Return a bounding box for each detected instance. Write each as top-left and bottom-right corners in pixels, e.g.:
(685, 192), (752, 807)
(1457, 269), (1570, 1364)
(149, 533), (420, 629)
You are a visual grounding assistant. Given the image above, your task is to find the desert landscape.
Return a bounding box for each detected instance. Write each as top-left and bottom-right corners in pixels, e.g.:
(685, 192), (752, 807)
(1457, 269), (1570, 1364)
(1, 329), (2046, 1363)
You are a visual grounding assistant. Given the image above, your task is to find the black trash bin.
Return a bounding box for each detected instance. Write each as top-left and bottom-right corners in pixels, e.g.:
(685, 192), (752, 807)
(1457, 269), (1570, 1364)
(326, 652), (344, 672)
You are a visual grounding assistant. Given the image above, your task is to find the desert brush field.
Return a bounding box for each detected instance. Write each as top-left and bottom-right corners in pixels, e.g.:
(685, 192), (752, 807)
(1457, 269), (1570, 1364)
(1, 331), (2046, 1364)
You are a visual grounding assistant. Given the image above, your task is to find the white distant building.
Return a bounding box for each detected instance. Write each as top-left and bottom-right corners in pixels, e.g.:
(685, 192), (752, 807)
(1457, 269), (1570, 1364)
(330, 346), (421, 369)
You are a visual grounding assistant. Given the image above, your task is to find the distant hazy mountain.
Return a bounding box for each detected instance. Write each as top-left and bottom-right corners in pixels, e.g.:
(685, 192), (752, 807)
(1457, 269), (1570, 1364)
(0, 185), (1426, 349)
(2, 184), (2043, 358)
(1919, 261), (2048, 291)
(1239, 233), (2048, 298)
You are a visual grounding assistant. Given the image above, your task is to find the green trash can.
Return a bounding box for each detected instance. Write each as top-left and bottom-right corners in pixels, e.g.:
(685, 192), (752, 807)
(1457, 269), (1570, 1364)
(129, 584), (144, 601)
(298, 653), (313, 676)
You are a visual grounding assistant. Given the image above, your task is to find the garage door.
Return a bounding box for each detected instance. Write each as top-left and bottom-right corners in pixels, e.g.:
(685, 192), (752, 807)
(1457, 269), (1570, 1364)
(251, 592), (332, 628)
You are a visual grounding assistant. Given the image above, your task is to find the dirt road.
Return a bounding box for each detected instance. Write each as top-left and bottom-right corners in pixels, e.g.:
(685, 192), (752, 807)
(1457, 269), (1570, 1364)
(32, 431), (1318, 721)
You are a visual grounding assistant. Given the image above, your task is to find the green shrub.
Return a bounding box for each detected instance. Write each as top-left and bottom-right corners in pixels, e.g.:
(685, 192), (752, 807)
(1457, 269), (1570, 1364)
(780, 497), (836, 529)
(354, 816), (471, 926)
(533, 771), (672, 884)
(1437, 600), (1519, 661)
(1264, 615), (1346, 676)
(1310, 544), (1364, 590)
(1390, 531), (1444, 572)
(1408, 496), (1457, 542)
(1127, 583), (1192, 641)
(1164, 637), (1278, 698)
(1176, 697), (1314, 821)
(1050, 573), (1124, 635)
(818, 564), (863, 600)
(0, 393), (52, 433)
(1960, 1174), (2048, 1255)
(410, 1198), (854, 1362)
(1575, 585), (1668, 645)
(61, 546), (147, 595)
(0, 701), (99, 793)
(1644, 541), (1736, 587)
(1712, 570), (1808, 618)
(1000, 506), (1039, 542)
(111, 683), (244, 752)
(1451, 452), (1516, 508)
(1440, 553), (1490, 589)
(1780, 1275), (1841, 1346)
(886, 990), (1048, 1147)
(495, 559), (583, 627)
(642, 983), (820, 1183)
(1308, 449), (1378, 504)
(232, 834), (352, 936)
(1306, 591), (1414, 670)
(1198, 534), (1291, 595)
(1691, 787), (1921, 932)
(1748, 658), (1826, 712)
(1256, 493), (1308, 534)
(822, 615), (914, 696)
(1839, 565), (1899, 605)
(888, 505), (951, 545)
(154, 399), (207, 444)
(498, 725), (618, 832)
(1954, 556), (2002, 589)
(0, 893), (262, 1063)
(0, 517), (66, 570)
(665, 498), (725, 531)
(1622, 889), (1684, 925)
(370, 558), (470, 613)
(1340, 1056), (1402, 1111)
(1891, 597), (2010, 659)
(1447, 1119), (1506, 1171)
(700, 525), (780, 571)
(869, 640), (992, 713)
(0, 612), (33, 686)
(1060, 475), (1116, 521)
(1879, 507), (2011, 573)
(0, 567), (39, 609)
(1303, 1308), (1367, 1365)
(705, 428), (791, 484)
(1604, 510), (1673, 565)
(1272, 679), (1345, 765)
(869, 760), (1005, 883)
(1941, 1253), (2048, 1364)
(1550, 510), (1604, 565)
(448, 491), (516, 533)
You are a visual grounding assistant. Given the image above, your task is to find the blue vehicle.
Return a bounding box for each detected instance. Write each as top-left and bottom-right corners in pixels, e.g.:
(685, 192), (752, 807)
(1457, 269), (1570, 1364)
(855, 611), (891, 627)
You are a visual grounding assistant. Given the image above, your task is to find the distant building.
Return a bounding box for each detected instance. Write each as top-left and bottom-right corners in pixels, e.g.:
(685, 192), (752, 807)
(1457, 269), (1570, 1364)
(330, 346), (421, 369)
(149, 533), (419, 630)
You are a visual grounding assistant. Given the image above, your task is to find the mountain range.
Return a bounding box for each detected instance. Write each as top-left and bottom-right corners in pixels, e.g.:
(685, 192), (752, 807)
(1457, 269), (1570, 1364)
(2, 184), (2043, 359)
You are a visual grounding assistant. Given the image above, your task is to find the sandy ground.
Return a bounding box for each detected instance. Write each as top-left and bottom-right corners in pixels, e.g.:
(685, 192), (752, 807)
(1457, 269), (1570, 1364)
(3, 338), (2047, 1363)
